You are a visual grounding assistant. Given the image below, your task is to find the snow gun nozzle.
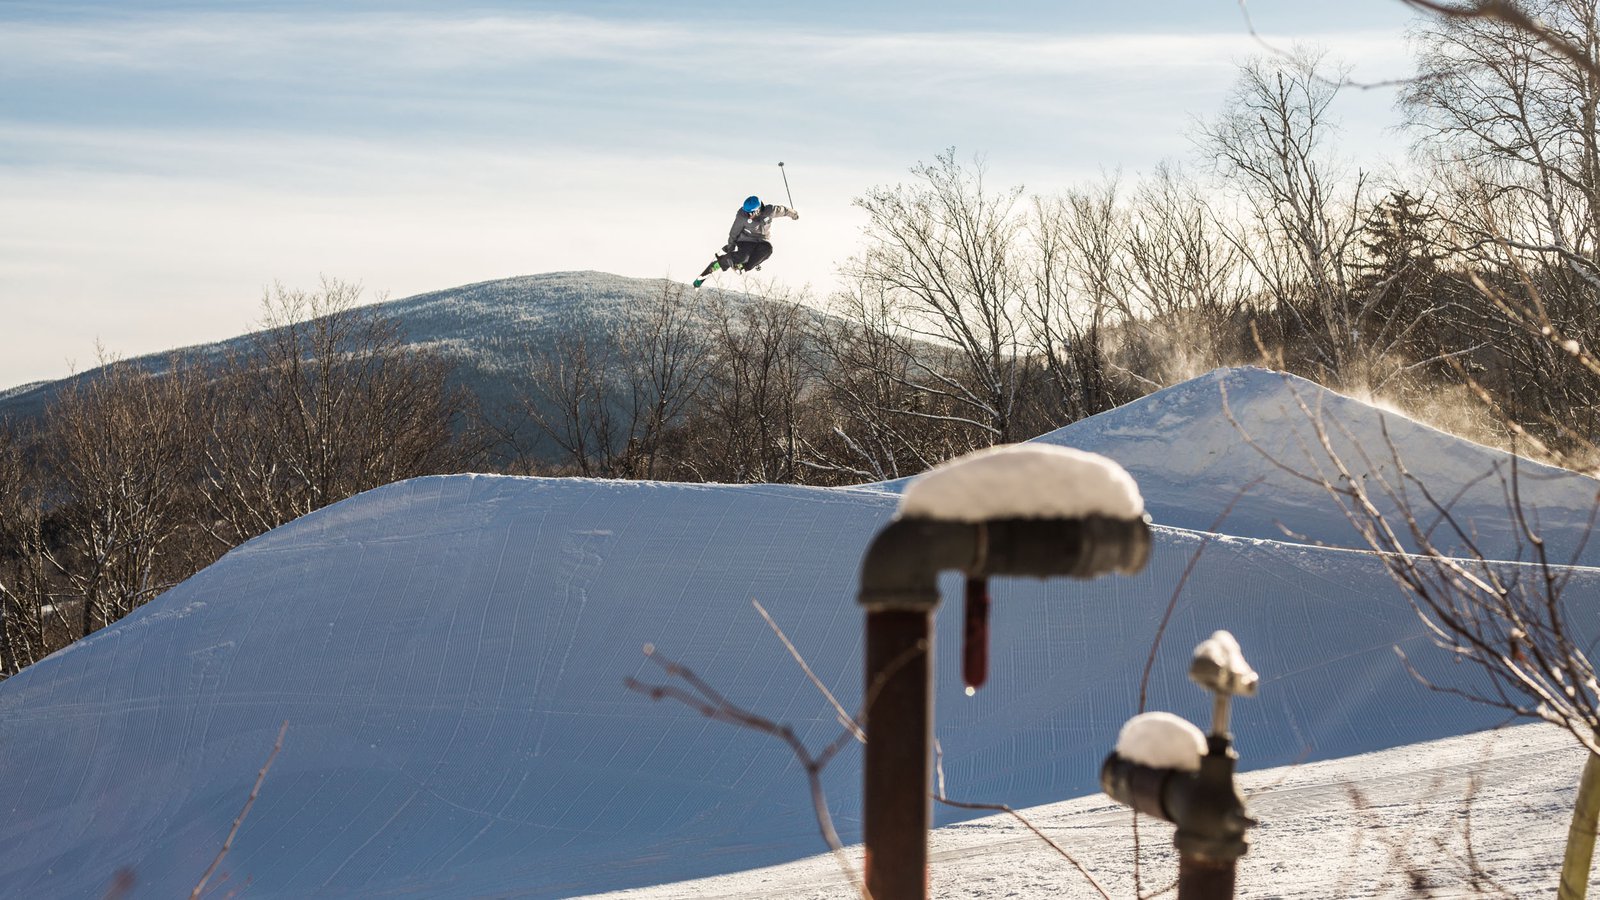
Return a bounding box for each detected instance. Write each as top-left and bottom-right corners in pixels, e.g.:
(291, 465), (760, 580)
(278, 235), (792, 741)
(1189, 630), (1258, 698)
(1190, 630), (1258, 737)
(1100, 748), (1255, 863)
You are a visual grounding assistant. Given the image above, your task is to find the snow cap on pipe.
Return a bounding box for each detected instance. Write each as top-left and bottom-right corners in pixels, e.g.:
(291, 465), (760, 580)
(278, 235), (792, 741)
(1115, 711), (1207, 773)
(1190, 630), (1259, 697)
(897, 443), (1145, 523)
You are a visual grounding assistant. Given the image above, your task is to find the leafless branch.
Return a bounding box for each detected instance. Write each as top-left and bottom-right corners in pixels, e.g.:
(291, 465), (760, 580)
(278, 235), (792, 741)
(1401, 0), (1600, 78)
(190, 721), (287, 900)
(931, 740), (1113, 900)
(1236, 0), (1425, 91)
(753, 599), (864, 742)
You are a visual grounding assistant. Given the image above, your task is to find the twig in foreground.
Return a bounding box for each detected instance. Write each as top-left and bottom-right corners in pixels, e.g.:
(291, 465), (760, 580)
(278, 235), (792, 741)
(932, 739), (1112, 899)
(625, 644), (873, 899)
(754, 598), (863, 742)
(190, 720), (287, 900)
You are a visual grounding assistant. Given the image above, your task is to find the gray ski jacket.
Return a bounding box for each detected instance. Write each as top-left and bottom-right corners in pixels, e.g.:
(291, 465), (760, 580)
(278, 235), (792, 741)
(726, 204), (797, 248)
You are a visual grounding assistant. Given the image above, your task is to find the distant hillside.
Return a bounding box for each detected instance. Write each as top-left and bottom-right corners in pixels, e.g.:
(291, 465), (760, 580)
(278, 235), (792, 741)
(0, 271), (827, 460)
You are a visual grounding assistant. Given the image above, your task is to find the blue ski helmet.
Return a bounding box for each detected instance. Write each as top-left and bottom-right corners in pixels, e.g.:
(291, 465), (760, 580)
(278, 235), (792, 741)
(742, 195), (761, 213)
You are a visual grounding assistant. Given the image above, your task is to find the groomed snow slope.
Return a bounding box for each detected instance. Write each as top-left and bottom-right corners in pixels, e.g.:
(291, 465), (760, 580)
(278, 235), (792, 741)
(0, 368), (1596, 898)
(1034, 367), (1600, 564)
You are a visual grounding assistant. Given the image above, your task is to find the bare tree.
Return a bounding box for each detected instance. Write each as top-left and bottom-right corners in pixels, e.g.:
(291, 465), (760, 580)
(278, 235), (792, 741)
(847, 149), (1033, 446)
(0, 422), (67, 674)
(202, 279), (467, 545)
(808, 279), (965, 483)
(42, 353), (205, 636)
(1202, 52), (1380, 387)
(520, 281), (709, 479)
(1407, 0), (1600, 273)
(1403, 0), (1600, 450)
(521, 313), (619, 477)
(672, 287), (813, 483)
(1024, 178), (1127, 422)
(616, 281), (712, 479)
(1122, 165), (1256, 379)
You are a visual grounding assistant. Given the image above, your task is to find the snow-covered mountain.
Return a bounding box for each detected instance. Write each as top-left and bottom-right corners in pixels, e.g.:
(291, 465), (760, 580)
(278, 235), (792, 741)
(0, 272), (819, 459)
(0, 367), (1595, 898)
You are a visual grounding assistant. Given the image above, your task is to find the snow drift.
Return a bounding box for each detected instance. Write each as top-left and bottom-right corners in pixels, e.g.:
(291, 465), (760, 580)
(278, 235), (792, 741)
(0, 367), (1596, 898)
(1037, 367), (1600, 564)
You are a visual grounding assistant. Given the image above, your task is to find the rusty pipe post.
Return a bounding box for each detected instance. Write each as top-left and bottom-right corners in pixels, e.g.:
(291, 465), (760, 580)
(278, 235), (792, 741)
(862, 607), (933, 898)
(857, 515), (1150, 900)
(857, 519), (973, 900)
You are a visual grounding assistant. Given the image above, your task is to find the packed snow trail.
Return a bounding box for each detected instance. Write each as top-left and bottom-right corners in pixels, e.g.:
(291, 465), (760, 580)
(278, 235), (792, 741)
(584, 722), (1581, 899)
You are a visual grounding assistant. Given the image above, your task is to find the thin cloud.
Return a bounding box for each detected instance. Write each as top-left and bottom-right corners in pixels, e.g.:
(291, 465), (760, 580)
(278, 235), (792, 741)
(2, 10), (1408, 81)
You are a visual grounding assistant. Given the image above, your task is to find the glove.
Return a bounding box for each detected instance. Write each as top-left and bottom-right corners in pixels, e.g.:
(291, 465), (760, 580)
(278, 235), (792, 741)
(790, 210), (800, 220)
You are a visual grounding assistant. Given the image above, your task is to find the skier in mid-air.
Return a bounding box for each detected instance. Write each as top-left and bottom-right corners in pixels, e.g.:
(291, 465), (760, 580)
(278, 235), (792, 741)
(693, 195), (800, 289)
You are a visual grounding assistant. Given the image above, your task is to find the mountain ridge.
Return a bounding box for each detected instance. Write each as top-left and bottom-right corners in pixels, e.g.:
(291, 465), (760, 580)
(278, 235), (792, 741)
(0, 270), (808, 432)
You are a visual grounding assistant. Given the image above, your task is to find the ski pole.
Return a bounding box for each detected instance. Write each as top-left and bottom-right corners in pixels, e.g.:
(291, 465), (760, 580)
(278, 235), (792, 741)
(778, 161), (796, 209)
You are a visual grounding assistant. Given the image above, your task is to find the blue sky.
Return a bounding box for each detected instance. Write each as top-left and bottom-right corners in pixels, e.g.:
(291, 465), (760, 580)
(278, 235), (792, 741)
(1, 1), (1422, 388)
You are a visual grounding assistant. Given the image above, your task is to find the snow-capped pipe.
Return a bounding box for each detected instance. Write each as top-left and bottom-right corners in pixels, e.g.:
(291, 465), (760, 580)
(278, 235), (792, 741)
(856, 513), (1151, 900)
(1100, 737), (1255, 899)
(856, 516), (1151, 611)
(1100, 631), (1260, 900)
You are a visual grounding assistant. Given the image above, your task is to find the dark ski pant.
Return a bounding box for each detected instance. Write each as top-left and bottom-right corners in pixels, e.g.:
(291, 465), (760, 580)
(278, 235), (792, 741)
(700, 239), (773, 277)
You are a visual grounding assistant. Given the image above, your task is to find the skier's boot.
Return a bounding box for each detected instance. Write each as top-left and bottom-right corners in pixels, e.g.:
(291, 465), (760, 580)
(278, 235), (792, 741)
(693, 261), (722, 290)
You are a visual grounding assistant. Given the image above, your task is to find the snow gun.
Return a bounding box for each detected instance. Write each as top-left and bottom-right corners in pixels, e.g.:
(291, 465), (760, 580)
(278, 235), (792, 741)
(855, 444), (1151, 900)
(1100, 631), (1259, 900)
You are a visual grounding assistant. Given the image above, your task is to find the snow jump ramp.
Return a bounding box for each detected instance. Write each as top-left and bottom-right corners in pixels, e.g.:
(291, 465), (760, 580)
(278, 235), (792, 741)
(1, 367), (1596, 897)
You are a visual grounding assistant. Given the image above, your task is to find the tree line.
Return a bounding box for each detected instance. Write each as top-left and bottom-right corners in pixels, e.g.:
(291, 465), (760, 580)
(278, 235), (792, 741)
(5, 3), (1600, 676)
(0, 282), (472, 674)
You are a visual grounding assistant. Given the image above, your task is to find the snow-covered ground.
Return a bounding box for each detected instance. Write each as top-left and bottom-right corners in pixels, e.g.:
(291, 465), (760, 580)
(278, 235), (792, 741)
(588, 722), (1580, 899)
(0, 367), (1595, 898)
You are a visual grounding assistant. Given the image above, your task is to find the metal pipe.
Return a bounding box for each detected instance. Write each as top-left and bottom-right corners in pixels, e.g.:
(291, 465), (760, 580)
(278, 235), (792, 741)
(857, 519), (969, 900)
(857, 514), (1151, 899)
(1100, 733), (1255, 900)
(863, 608), (932, 900)
(1179, 856), (1237, 900)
